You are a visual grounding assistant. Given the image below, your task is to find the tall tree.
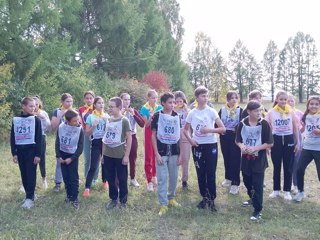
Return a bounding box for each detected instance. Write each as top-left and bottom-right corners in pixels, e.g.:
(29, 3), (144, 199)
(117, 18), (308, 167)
(263, 40), (278, 101)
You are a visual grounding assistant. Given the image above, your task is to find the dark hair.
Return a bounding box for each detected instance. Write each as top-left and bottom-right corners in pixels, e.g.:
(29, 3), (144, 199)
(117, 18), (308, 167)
(84, 91), (95, 98)
(248, 90), (262, 101)
(21, 97), (35, 106)
(273, 90), (288, 107)
(93, 96), (104, 110)
(160, 92), (174, 105)
(33, 96), (43, 109)
(147, 89), (157, 98)
(174, 91), (188, 104)
(64, 110), (79, 122)
(226, 91), (238, 101)
(302, 95), (320, 123)
(109, 97), (122, 109)
(246, 100), (261, 111)
(61, 93), (73, 102)
(120, 92), (130, 99)
(194, 86), (208, 98)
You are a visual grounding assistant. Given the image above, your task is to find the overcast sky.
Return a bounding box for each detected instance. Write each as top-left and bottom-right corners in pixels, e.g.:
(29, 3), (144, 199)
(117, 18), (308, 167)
(178, 0), (320, 61)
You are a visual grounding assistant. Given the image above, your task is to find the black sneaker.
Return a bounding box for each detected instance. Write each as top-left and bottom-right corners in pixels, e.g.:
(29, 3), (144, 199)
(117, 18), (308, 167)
(182, 181), (188, 190)
(53, 184), (61, 193)
(196, 199), (207, 209)
(250, 211), (261, 221)
(71, 199), (79, 210)
(208, 200), (217, 212)
(242, 199), (252, 207)
(106, 200), (118, 210)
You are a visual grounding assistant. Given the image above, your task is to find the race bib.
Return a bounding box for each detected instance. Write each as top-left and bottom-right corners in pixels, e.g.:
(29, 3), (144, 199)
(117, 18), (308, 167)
(102, 119), (123, 147)
(220, 107), (240, 130)
(241, 123), (262, 156)
(59, 123), (81, 154)
(271, 111), (293, 135)
(92, 117), (107, 140)
(157, 113), (180, 144)
(194, 117), (209, 137)
(305, 114), (320, 139)
(13, 116), (36, 145)
(176, 109), (188, 128)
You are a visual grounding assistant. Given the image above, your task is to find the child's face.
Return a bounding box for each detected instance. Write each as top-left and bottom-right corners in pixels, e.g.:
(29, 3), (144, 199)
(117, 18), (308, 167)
(62, 97), (73, 109)
(68, 116), (79, 126)
(228, 94), (238, 107)
(22, 101), (36, 115)
(122, 94), (131, 108)
(148, 93), (158, 106)
(287, 97), (295, 108)
(34, 99), (40, 111)
(108, 101), (120, 116)
(196, 93), (208, 106)
(308, 99), (320, 114)
(248, 108), (261, 120)
(276, 94), (288, 108)
(162, 97), (175, 111)
(94, 99), (104, 112)
(175, 97), (184, 108)
(251, 95), (262, 103)
(84, 94), (94, 106)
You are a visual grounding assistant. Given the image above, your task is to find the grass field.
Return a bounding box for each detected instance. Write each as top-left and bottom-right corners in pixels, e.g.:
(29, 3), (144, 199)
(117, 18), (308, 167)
(1, 103), (320, 240)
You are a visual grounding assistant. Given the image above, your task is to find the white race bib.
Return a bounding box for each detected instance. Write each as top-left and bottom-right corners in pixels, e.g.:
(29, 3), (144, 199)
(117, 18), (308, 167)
(13, 116), (36, 145)
(59, 123), (81, 154)
(102, 118), (124, 147)
(220, 107), (241, 130)
(92, 117), (107, 140)
(305, 114), (320, 142)
(157, 113), (180, 144)
(241, 123), (262, 156)
(175, 109), (188, 128)
(270, 111), (293, 135)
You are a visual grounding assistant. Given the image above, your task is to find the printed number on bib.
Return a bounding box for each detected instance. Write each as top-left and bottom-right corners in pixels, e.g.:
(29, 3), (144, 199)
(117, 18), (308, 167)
(274, 118), (290, 126)
(13, 116), (36, 145)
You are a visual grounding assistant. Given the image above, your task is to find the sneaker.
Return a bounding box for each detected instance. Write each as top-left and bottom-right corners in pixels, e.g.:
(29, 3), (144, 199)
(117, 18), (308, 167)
(292, 185), (298, 195)
(130, 179), (140, 187)
(250, 212), (262, 221)
(120, 202), (127, 209)
(42, 178), (48, 190)
(229, 185), (239, 195)
(21, 199), (34, 209)
(71, 199), (79, 210)
(242, 199), (253, 207)
(208, 200), (217, 212)
(152, 176), (158, 186)
(159, 205), (168, 216)
(106, 200), (118, 210)
(19, 185), (25, 193)
(269, 190), (280, 198)
(221, 179), (231, 188)
(283, 191), (292, 201)
(147, 182), (154, 192)
(293, 191), (305, 202)
(103, 182), (109, 190)
(53, 184), (61, 192)
(197, 199), (207, 209)
(169, 199), (181, 208)
(82, 188), (90, 197)
(182, 181), (188, 190)
(92, 179), (98, 186)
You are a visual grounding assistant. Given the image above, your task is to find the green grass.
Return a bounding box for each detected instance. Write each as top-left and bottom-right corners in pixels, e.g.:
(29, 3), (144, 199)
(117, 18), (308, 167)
(1, 102), (320, 240)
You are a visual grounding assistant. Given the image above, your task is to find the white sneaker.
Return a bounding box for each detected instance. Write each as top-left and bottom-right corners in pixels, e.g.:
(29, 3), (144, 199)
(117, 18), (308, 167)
(147, 182), (154, 192)
(42, 179), (48, 190)
(293, 191), (305, 202)
(19, 185), (25, 193)
(221, 179), (231, 188)
(269, 190), (280, 198)
(21, 199), (34, 209)
(229, 185), (239, 195)
(283, 191), (292, 201)
(291, 185), (298, 195)
(130, 179), (140, 187)
(152, 177), (158, 186)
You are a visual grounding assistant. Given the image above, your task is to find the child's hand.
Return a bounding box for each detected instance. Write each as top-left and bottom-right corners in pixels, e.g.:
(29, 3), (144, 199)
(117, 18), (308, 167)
(189, 139), (199, 147)
(101, 155), (104, 164)
(239, 144), (247, 153)
(177, 156), (182, 166)
(156, 153), (163, 165)
(246, 147), (256, 155)
(122, 156), (129, 165)
(12, 155), (18, 163)
(64, 158), (72, 165)
(59, 157), (64, 164)
(312, 129), (320, 135)
(33, 156), (41, 165)
(200, 127), (211, 134)
(294, 144), (301, 153)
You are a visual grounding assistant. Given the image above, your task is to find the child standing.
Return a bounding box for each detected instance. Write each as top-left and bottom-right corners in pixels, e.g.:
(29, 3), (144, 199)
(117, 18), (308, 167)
(55, 110), (84, 209)
(83, 97), (109, 197)
(33, 96), (51, 189)
(140, 90), (163, 192)
(11, 97), (42, 209)
(242, 90), (268, 119)
(174, 91), (191, 189)
(120, 93), (145, 187)
(236, 101), (273, 221)
(219, 91), (243, 194)
(265, 90), (300, 200)
(184, 86), (226, 211)
(51, 93), (74, 192)
(151, 92), (181, 216)
(294, 96), (320, 202)
(103, 97), (132, 209)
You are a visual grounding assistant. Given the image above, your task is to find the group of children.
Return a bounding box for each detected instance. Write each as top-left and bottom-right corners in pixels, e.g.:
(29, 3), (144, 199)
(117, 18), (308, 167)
(10, 86), (320, 221)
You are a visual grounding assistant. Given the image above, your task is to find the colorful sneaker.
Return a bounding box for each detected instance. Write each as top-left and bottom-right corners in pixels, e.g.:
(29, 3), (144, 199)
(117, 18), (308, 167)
(293, 191), (305, 202)
(196, 199), (207, 209)
(106, 200), (118, 210)
(221, 179), (231, 188)
(229, 185), (239, 195)
(147, 182), (154, 192)
(269, 190), (280, 198)
(19, 185), (25, 193)
(182, 181), (188, 190)
(42, 178), (48, 190)
(83, 188), (90, 197)
(130, 179), (140, 187)
(169, 199), (181, 208)
(159, 205), (168, 216)
(250, 211), (261, 221)
(283, 191), (292, 201)
(152, 176), (158, 186)
(71, 199), (79, 210)
(21, 199), (34, 209)
(53, 184), (61, 193)
(103, 182), (109, 190)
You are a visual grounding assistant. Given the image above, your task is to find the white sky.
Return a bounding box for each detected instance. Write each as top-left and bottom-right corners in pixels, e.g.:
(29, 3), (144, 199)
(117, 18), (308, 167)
(178, 0), (320, 61)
